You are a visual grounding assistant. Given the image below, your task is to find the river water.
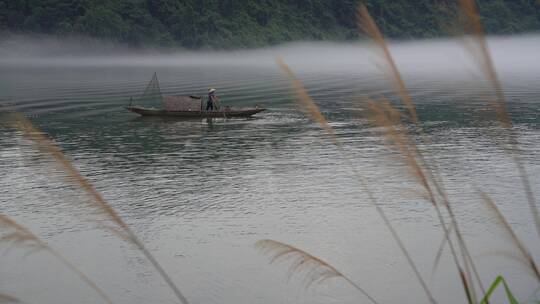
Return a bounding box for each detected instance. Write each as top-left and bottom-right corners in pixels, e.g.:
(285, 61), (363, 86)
(0, 35), (539, 304)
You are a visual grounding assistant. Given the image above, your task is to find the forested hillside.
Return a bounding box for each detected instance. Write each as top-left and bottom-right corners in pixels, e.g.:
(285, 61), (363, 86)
(1, 0), (539, 49)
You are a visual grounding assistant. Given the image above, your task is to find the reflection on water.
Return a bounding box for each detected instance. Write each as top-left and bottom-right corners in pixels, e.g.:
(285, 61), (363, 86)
(0, 36), (539, 304)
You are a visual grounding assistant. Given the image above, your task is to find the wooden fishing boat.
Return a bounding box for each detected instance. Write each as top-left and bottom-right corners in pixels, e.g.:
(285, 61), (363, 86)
(125, 105), (266, 118)
(127, 73), (266, 119)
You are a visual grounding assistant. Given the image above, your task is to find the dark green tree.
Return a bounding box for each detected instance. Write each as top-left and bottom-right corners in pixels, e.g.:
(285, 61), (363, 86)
(0, 0), (538, 49)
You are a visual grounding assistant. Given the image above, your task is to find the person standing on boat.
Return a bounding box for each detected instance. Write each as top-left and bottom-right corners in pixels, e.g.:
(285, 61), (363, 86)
(206, 88), (219, 111)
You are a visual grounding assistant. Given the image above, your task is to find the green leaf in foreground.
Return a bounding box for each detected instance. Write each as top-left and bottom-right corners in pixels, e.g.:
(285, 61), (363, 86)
(480, 276), (518, 304)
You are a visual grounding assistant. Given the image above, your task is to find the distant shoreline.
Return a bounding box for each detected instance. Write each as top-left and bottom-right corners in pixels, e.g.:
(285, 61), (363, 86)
(1, 0), (539, 50)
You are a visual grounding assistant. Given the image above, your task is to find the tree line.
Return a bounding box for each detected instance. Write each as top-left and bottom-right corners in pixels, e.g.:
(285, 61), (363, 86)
(0, 0), (538, 49)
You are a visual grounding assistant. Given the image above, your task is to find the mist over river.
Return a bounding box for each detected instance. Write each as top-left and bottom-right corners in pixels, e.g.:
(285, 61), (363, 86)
(1, 35), (539, 304)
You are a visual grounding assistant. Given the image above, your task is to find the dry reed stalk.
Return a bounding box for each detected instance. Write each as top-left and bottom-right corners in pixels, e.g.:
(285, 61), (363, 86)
(356, 4), (417, 124)
(356, 3), (448, 205)
(365, 99), (479, 304)
(356, 4), (487, 300)
(0, 293), (20, 303)
(356, 3), (449, 216)
(276, 58), (338, 146)
(276, 58), (436, 304)
(255, 239), (379, 304)
(0, 213), (113, 304)
(479, 192), (540, 280)
(7, 113), (189, 304)
(432, 222), (455, 277)
(356, 2), (454, 210)
(457, 0), (539, 239)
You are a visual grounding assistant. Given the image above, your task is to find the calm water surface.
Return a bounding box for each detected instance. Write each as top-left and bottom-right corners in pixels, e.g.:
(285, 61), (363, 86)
(1, 36), (539, 304)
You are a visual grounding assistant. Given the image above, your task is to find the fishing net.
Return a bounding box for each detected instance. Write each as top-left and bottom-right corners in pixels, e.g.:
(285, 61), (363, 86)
(132, 73), (203, 111)
(164, 96), (202, 111)
(135, 72), (163, 108)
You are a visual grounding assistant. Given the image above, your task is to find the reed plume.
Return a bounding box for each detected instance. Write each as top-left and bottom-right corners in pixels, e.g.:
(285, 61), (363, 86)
(0, 213), (113, 304)
(276, 58), (338, 146)
(276, 58), (436, 304)
(457, 0), (539, 239)
(6, 113), (189, 304)
(255, 239), (379, 304)
(356, 4), (417, 124)
(479, 192), (540, 280)
(366, 98), (483, 303)
(357, 4), (490, 301)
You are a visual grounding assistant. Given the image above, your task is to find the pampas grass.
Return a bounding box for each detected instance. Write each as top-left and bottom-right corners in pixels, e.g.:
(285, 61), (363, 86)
(1, 2), (537, 304)
(265, 3), (538, 303)
(365, 98), (478, 304)
(276, 57), (338, 146)
(255, 239), (379, 304)
(479, 192), (540, 280)
(0, 213), (113, 304)
(356, 4), (417, 125)
(357, 3), (491, 301)
(457, 0), (540, 242)
(358, 3), (478, 301)
(6, 113), (189, 304)
(276, 58), (436, 304)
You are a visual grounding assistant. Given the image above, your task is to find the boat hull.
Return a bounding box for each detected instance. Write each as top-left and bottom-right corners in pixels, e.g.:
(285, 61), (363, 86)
(126, 106), (266, 118)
